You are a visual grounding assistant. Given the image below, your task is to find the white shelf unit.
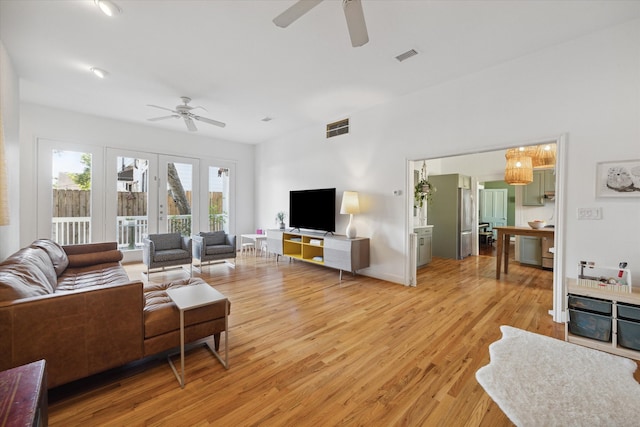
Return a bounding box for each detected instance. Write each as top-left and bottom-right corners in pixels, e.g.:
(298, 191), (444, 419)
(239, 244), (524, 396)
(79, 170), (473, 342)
(266, 229), (370, 278)
(566, 278), (640, 360)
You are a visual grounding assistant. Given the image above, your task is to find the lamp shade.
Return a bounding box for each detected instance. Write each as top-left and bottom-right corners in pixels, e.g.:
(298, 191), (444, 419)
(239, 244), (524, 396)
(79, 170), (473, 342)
(340, 191), (360, 215)
(532, 144), (556, 168)
(504, 149), (533, 185)
(504, 156), (533, 185)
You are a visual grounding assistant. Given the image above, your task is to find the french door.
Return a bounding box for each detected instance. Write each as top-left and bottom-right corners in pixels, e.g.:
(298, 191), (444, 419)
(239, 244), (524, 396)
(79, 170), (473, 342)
(105, 150), (199, 258)
(38, 141), (233, 261)
(37, 139), (105, 245)
(105, 149), (233, 262)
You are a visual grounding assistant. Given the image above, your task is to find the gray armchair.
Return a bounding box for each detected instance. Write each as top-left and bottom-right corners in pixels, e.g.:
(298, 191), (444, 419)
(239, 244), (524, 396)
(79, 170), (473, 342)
(192, 231), (236, 271)
(142, 233), (192, 277)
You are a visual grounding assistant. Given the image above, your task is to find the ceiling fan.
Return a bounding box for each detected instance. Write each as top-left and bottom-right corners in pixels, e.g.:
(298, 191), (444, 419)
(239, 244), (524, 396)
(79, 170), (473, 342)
(147, 97), (226, 132)
(273, 0), (369, 47)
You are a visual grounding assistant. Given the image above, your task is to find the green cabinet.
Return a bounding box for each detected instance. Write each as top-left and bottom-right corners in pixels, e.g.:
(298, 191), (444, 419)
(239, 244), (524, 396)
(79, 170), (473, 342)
(520, 236), (542, 266)
(523, 169), (555, 206)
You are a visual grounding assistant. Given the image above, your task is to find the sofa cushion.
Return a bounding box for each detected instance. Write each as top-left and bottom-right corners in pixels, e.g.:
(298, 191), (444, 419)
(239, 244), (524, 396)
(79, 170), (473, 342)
(200, 231), (226, 246)
(30, 239), (69, 276)
(149, 233), (182, 251)
(143, 278), (228, 339)
(56, 262), (131, 291)
(67, 250), (123, 268)
(206, 245), (234, 256)
(0, 247), (56, 301)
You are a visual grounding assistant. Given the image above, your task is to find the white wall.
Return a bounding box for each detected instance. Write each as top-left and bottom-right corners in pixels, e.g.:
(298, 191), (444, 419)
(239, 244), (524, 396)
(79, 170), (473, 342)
(256, 19), (640, 285)
(0, 41), (21, 259)
(19, 104), (255, 247)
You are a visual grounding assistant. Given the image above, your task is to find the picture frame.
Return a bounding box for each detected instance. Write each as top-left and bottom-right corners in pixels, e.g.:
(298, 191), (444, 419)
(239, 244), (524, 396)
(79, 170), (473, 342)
(596, 160), (640, 197)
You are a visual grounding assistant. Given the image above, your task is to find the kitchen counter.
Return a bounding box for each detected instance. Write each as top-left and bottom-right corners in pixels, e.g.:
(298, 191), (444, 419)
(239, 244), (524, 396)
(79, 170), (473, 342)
(494, 226), (555, 279)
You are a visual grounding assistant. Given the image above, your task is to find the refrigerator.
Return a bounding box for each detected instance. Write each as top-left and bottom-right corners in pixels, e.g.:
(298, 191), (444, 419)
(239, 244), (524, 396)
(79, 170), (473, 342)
(426, 174), (473, 260)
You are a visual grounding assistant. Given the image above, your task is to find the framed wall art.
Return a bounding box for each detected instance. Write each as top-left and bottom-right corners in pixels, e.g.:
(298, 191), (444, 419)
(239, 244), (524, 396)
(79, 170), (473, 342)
(596, 160), (640, 197)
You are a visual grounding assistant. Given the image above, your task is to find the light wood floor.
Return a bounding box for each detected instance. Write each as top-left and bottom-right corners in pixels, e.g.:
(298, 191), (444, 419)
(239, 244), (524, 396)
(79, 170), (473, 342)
(48, 252), (566, 426)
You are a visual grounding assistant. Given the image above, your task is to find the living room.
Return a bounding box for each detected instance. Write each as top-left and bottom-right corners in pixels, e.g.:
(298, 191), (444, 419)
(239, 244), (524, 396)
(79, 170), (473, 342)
(1, 1), (640, 425)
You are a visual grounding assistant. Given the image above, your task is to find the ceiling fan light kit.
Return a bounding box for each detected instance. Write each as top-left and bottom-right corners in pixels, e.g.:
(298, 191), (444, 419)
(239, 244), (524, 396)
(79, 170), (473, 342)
(94, 0), (121, 17)
(147, 97), (226, 132)
(89, 67), (108, 79)
(273, 0), (369, 47)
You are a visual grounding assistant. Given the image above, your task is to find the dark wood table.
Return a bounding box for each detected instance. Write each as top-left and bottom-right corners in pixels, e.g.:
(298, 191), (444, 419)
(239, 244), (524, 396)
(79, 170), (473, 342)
(0, 360), (47, 427)
(494, 226), (554, 279)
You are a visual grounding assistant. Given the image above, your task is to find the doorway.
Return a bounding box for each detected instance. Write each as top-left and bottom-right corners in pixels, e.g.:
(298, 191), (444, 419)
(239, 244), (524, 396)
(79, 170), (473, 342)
(407, 135), (566, 323)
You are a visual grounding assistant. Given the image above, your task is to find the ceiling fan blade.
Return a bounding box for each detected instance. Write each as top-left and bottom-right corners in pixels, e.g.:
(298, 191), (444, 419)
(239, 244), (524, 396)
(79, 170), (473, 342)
(193, 115), (226, 128)
(273, 0), (323, 28)
(147, 115), (179, 122)
(343, 0), (368, 47)
(147, 104), (177, 113)
(184, 117), (197, 132)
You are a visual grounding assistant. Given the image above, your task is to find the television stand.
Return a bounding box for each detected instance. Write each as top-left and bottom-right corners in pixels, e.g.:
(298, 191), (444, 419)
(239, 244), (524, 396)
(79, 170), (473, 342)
(266, 229), (369, 279)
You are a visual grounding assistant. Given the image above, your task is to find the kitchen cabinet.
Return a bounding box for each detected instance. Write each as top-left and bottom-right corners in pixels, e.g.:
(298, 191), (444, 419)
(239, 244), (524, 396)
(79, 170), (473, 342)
(522, 169), (555, 206)
(519, 236), (542, 266)
(414, 226), (433, 267)
(541, 234), (554, 270)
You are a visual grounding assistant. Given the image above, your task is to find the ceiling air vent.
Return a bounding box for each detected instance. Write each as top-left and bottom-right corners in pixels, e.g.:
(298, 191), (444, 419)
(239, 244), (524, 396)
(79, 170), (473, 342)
(326, 118), (349, 138)
(395, 49), (418, 62)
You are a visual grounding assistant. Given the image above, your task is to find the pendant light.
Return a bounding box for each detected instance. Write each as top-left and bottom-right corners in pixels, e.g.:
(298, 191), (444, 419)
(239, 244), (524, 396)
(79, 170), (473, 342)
(504, 147), (533, 185)
(532, 143), (556, 168)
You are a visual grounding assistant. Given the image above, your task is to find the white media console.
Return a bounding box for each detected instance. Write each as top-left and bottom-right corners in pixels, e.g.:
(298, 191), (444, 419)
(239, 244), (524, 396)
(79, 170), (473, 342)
(266, 229), (370, 279)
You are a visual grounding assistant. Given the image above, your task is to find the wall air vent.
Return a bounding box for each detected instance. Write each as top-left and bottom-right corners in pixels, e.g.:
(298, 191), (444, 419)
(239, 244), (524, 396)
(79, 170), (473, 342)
(326, 118), (349, 138)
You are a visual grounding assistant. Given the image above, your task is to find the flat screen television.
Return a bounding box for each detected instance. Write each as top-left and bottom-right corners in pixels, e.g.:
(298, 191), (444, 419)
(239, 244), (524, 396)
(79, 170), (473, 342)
(289, 188), (336, 233)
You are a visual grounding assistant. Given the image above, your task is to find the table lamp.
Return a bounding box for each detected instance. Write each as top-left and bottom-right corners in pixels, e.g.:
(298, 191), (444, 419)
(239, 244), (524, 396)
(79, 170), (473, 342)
(340, 191), (360, 239)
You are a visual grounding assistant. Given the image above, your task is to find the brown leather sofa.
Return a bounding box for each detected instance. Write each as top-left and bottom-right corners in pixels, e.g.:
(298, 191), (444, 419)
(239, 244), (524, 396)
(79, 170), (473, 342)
(0, 239), (228, 388)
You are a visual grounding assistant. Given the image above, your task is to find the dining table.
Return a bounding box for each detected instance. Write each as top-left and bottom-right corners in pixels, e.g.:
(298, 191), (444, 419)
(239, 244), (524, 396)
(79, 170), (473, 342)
(494, 226), (555, 279)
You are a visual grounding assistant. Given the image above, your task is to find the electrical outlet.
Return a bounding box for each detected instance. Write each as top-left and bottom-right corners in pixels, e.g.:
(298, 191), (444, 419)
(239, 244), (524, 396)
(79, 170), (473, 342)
(577, 207), (602, 220)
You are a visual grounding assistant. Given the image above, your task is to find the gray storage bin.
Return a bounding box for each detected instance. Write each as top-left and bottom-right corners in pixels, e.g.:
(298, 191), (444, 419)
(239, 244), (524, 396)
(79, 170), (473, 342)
(617, 303), (640, 321)
(568, 294), (612, 315)
(568, 309), (612, 342)
(617, 319), (640, 351)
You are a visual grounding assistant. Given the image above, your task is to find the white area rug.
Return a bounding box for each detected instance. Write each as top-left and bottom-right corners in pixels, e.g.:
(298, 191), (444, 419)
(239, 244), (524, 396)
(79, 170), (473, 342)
(476, 325), (640, 427)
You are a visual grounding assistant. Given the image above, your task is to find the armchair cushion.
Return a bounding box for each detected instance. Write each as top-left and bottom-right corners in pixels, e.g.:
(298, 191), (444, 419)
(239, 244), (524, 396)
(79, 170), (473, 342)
(154, 248), (191, 262)
(201, 231), (226, 246)
(150, 233), (183, 251)
(206, 245), (234, 256)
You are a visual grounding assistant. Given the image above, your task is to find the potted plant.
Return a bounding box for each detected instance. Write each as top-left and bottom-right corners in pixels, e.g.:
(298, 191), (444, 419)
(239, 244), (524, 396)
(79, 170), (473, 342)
(275, 211), (286, 230)
(414, 179), (436, 208)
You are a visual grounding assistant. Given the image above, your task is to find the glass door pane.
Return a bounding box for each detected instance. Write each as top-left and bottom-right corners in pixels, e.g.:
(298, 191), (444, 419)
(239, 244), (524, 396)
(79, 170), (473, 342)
(160, 156), (199, 236)
(116, 156), (150, 251)
(51, 150), (92, 245)
(207, 166), (229, 232)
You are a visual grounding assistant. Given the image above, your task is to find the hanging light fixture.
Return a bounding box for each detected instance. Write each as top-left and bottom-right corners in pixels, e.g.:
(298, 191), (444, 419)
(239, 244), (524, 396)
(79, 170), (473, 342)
(532, 143), (556, 168)
(504, 147), (533, 185)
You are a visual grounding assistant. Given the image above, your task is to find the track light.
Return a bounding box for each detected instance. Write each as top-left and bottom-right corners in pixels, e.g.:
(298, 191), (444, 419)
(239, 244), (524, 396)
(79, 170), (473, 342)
(95, 0), (121, 17)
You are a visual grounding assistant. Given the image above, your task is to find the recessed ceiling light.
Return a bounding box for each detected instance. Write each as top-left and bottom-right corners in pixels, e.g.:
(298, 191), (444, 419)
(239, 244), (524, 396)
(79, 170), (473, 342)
(90, 67), (108, 78)
(94, 0), (121, 17)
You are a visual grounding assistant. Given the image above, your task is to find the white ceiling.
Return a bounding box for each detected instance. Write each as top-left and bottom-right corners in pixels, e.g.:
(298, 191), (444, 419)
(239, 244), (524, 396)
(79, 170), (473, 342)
(2, 0), (640, 144)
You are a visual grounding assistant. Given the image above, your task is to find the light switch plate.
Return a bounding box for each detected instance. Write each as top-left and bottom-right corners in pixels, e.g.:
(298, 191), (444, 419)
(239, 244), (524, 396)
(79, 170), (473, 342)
(577, 207), (602, 220)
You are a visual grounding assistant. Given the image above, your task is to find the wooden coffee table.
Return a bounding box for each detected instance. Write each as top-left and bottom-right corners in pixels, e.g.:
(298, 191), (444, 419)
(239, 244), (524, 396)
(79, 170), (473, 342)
(166, 282), (229, 388)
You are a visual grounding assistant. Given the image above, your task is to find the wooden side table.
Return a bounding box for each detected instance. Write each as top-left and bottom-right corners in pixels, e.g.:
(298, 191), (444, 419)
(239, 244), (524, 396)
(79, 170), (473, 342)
(0, 359), (48, 426)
